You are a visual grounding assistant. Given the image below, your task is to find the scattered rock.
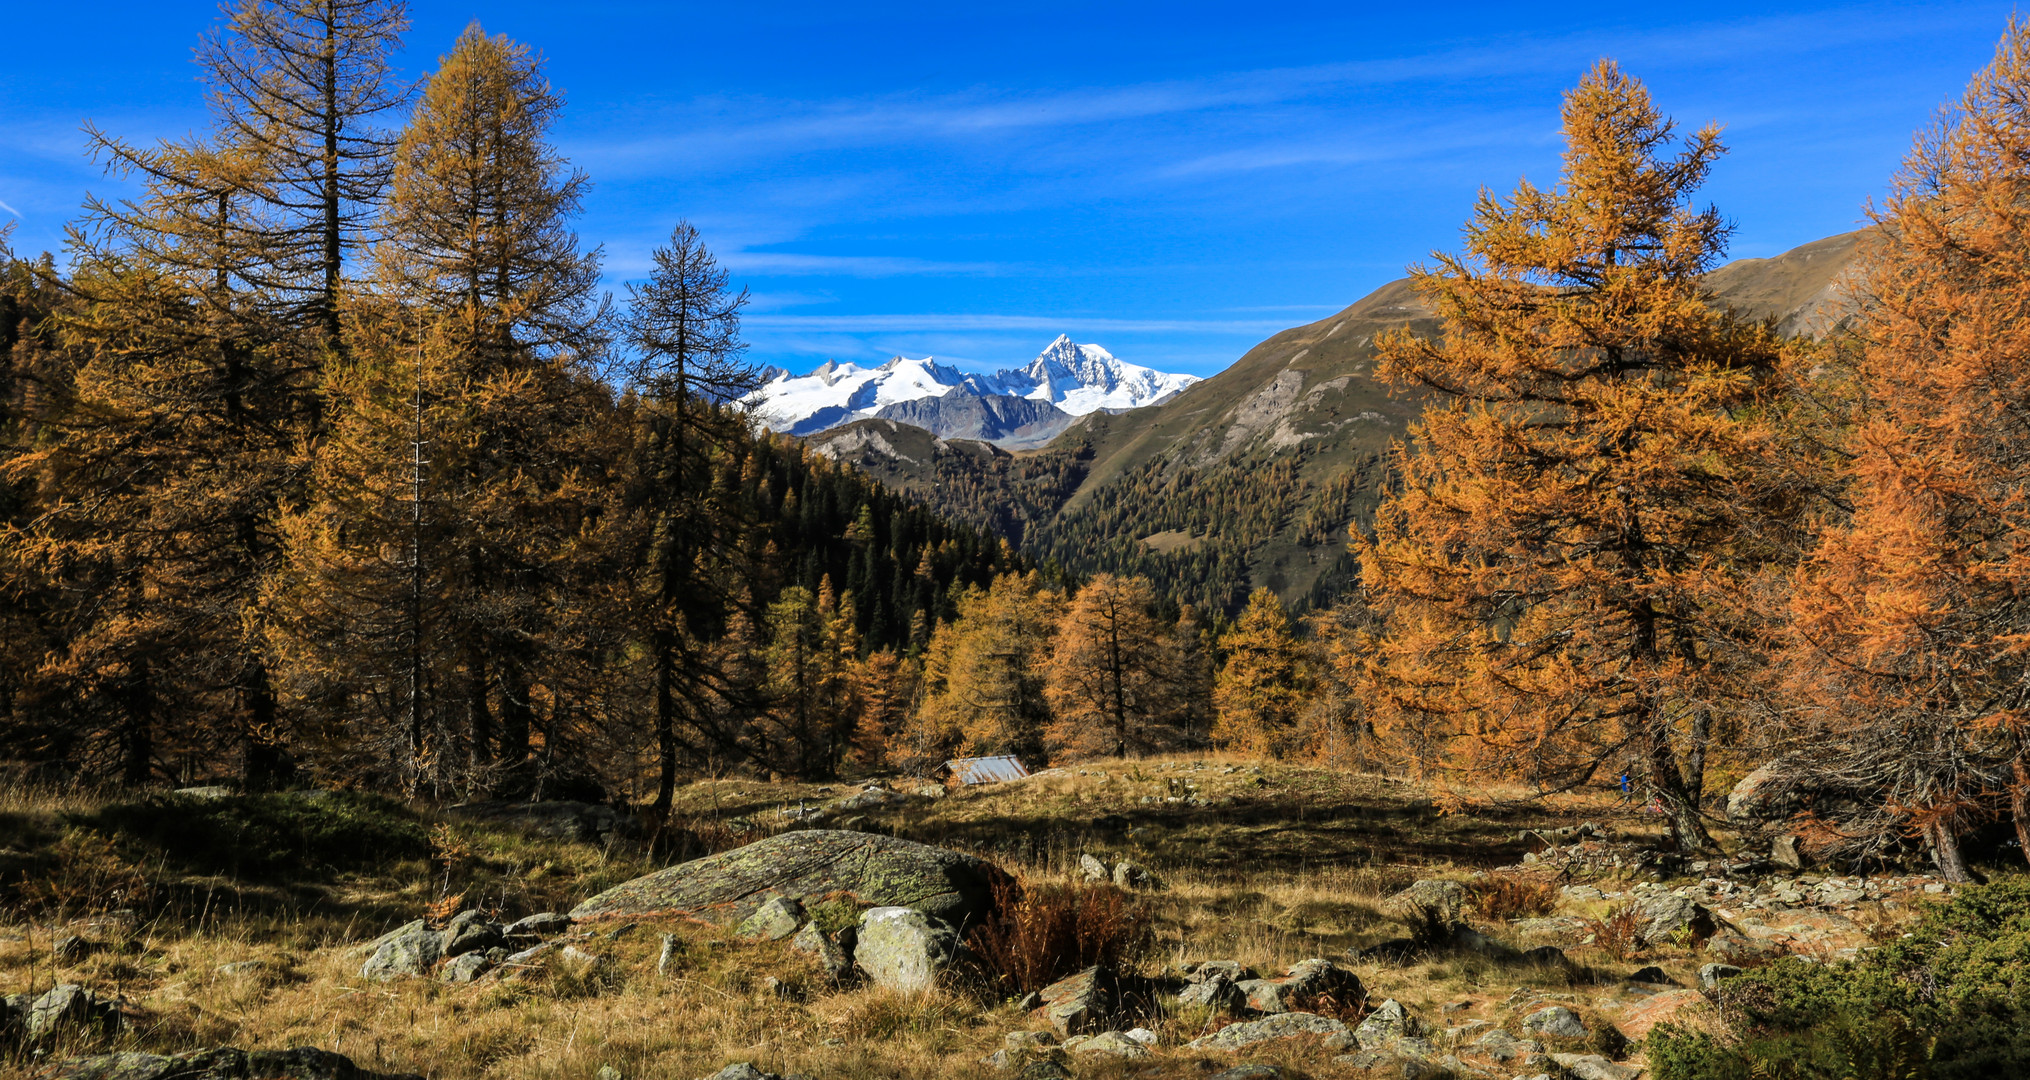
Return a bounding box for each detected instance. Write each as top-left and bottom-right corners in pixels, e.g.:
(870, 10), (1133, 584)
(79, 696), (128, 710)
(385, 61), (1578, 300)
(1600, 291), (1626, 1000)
(438, 952), (494, 983)
(1188, 959), (1251, 982)
(1111, 860), (1159, 890)
(1636, 893), (1717, 945)
(442, 911), (502, 957)
(1177, 971), (1246, 1012)
(1728, 760), (1803, 827)
(1699, 962), (1745, 990)
(1520, 1005), (1587, 1040)
(738, 895), (807, 941)
(1628, 965), (1671, 984)
(1062, 1030), (1150, 1059)
(1469, 1028), (1544, 1063)
(1078, 854), (1109, 882)
(1185, 1011), (1351, 1051)
(790, 921), (854, 981)
(598, 1068), (623, 1080)
(1520, 945), (1572, 968)
(1238, 957), (1362, 1014)
(28, 984), (120, 1040)
(1124, 1027), (1158, 1045)
(854, 906), (960, 992)
(215, 961), (266, 977)
(503, 912), (572, 938)
(51, 1046), (426, 1080)
(1771, 833), (1807, 870)
(700, 1066), (772, 1080)
(571, 830), (1006, 930)
(1210, 1067), (1294, 1080)
(1353, 998), (1427, 1050)
(360, 923), (444, 981)
(1037, 965), (1118, 1036)
(560, 945), (603, 968)
(658, 934), (681, 976)
(174, 785), (235, 799)
(1551, 1053), (1642, 1080)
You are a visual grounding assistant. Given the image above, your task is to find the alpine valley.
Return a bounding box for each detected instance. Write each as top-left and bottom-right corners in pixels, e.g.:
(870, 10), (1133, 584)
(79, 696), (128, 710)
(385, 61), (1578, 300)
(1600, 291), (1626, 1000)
(800, 231), (1867, 616)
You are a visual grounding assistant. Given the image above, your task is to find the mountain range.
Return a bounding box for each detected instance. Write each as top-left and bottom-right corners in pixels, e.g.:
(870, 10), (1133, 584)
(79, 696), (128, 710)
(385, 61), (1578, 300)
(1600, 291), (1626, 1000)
(746, 335), (1199, 449)
(800, 231), (1868, 616)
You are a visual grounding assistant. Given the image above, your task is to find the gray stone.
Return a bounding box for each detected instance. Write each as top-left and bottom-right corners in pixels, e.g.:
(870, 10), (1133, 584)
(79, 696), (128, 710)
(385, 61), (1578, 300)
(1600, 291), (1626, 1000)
(1699, 962), (1745, 990)
(361, 922), (444, 980)
(53, 935), (98, 963)
(500, 942), (557, 968)
(503, 912), (572, 938)
(438, 952), (494, 983)
(1469, 1028), (1544, 1063)
(1520, 1005), (1587, 1040)
(658, 933), (681, 976)
(451, 799), (635, 845)
(1189, 959), (1251, 982)
(598, 1068), (623, 1080)
(560, 945), (603, 968)
(1078, 854), (1109, 882)
(1210, 1067), (1293, 1080)
(790, 921), (853, 981)
(1636, 893), (1716, 945)
(1177, 972), (1246, 1012)
(215, 961), (266, 976)
(1354, 998), (1426, 1049)
(28, 984), (118, 1040)
(1629, 965), (1670, 984)
(572, 829), (1004, 930)
(1771, 834), (1806, 870)
(1111, 860), (1159, 890)
(701, 1066), (772, 1080)
(174, 785), (235, 799)
(1521, 945), (1572, 967)
(1004, 1031), (1059, 1050)
(1551, 1053), (1642, 1080)
(854, 906), (959, 992)
(442, 914), (502, 958)
(1389, 879), (1468, 932)
(50, 1046), (428, 1080)
(1036, 965), (1116, 1036)
(1238, 957), (1362, 1014)
(738, 895), (807, 941)
(1185, 1011), (1351, 1051)
(1063, 1031), (1150, 1058)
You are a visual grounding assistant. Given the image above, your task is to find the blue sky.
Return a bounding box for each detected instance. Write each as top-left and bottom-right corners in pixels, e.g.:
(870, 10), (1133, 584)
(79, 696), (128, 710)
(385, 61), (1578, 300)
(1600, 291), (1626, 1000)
(0, 2), (2015, 377)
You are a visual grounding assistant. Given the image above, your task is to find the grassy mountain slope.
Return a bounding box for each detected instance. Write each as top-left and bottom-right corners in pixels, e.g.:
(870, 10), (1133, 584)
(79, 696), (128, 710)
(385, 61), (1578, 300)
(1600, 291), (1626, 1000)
(806, 231), (1867, 614)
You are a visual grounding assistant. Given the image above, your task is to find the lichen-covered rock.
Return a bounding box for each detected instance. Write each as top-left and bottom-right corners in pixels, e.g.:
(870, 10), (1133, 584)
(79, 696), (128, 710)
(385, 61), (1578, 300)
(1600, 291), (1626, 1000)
(1700, 962), (1746, 989)
(28, 984), (120, 1040)
(442, 911), (502, 957)
(1036, 965), (1117, 1036)
(438, 952), (494, 983)
(1062, 1031), (1151, 1059)
(1238, 958), (1362, 1014)
(569, 829), (1006, 929)
(1078, 854), (1109, 882)
(1352, 998), (1425, 1049)
(360, 923), (444, 981)
(1636, 894), (1717, 945)
(1185, 1011), (1350, 1051)
(503, 912), (572, 938)
(51, 1046), (426, 1080)
(1177, 972), (1245, 1012)
(738, 895), (807, 940)
(1551, 1053), (1642, 1080)
(1521, 1005), (1587, 1039)
(1469, 1027), (1543, 1063)
(854, 906), (959, 992)
(1728, 761), (1802, 827)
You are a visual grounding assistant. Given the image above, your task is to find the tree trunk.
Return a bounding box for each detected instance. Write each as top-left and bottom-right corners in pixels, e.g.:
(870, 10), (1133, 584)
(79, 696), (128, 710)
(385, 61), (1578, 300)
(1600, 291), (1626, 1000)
(652, 635), (678, 816)
(1648, 723), (1714, 853)
(1683, 706), (1712, 806)
(242, 661), (288, 792)
(2012, 756), (2030, 867)
(120, 663), (154, 787)
(1928, 818), (1974, 883)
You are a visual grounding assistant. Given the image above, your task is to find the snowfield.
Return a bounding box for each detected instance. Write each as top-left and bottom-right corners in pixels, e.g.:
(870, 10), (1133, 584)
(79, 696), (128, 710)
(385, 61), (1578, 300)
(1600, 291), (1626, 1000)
(745, 335), (1198, 437)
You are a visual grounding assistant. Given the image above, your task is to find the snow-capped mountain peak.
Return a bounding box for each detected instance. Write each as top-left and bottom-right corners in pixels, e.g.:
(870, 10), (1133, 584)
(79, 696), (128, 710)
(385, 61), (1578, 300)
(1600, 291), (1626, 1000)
(744, 336), (1199, 443)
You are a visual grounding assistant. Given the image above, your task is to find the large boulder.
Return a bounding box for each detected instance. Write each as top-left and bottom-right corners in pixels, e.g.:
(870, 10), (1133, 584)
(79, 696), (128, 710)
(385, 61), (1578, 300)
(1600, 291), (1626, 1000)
(569, 830), (1006, 929)
(28, 984), (120, 1040)
(854, 906), (960, 992)
(1636, 894), (1717, 945)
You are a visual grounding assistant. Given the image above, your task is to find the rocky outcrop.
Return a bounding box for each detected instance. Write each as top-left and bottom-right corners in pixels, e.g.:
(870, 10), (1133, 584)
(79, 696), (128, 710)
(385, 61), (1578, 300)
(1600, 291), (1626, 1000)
(51, 1046), (424, 1080)
(449, 800), (636, 845)
(1036, 965), (1118, 1036)
(28, 984), (121, 1040)
(570, 830), (1006, 929)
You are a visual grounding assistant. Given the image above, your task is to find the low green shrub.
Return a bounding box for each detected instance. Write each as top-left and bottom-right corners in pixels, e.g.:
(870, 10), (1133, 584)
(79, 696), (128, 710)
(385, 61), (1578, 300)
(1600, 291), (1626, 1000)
(1650, 876), (2030, 1080)
(79, 790), (429, 878)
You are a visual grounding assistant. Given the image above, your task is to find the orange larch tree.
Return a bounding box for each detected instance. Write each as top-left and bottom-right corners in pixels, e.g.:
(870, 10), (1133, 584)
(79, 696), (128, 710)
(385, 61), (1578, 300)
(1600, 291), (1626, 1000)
(1357, 61), (1793, 852)
(1042, 573), (1181, 760)
(1786, 23), (2030, 881)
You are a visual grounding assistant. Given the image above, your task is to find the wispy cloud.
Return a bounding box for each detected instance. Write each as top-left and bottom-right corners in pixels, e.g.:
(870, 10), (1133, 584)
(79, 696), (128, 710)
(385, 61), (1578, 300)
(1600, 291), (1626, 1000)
(0, 197), (21, 220)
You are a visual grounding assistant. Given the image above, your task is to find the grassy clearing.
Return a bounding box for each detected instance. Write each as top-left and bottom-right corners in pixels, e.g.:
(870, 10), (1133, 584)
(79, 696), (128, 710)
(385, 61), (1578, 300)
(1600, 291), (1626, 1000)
(0, 757), (1921, 1079)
